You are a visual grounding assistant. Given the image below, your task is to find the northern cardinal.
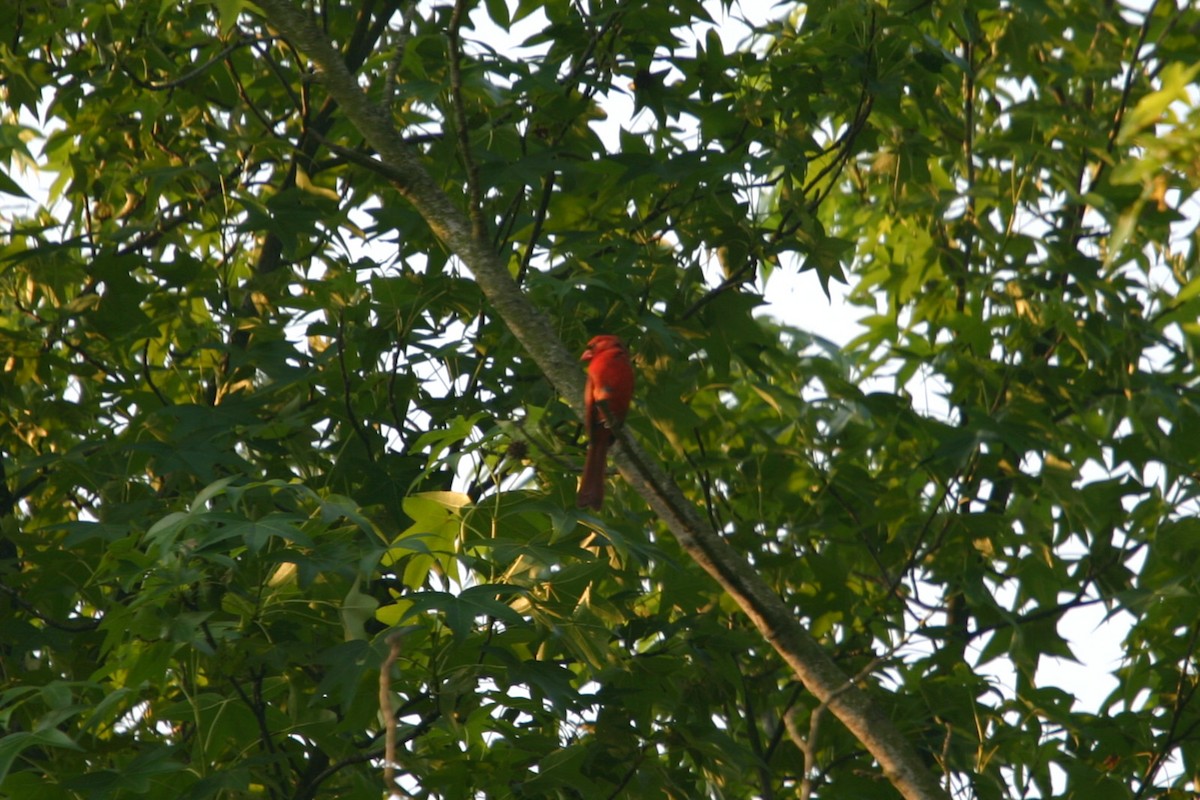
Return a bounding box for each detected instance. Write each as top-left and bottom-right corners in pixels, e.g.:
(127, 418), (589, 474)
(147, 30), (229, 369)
(576, 334), (635, 510)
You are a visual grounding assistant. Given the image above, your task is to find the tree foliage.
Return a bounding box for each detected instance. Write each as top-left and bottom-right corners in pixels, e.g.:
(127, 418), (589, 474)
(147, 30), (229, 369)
(2, 0), (1200, 798)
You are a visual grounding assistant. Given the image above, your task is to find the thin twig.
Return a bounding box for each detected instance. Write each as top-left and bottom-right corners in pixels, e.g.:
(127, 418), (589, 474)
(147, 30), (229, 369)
(448, 0), (486, 241)
(792, 699), (826, 800)
(0, 581), (100, 632)
(337, 309), (376, 461)
(385, 2), (425, 109)
(515, 172), (557, 285)
(119, 34), (253, 91)
(1133, 619), (1200, 799)
(958, 14), (977, 305)
(141, 340), (169, 406)
(685, 429), (723, 533)
(380, 632), (404, 794)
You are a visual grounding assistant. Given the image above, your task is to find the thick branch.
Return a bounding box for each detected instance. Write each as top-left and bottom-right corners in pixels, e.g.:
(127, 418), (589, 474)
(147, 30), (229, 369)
(250, 3), (948, 799)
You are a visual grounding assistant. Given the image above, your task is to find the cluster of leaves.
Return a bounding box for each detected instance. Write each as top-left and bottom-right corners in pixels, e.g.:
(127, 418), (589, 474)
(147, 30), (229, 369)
(0, 0), (1199, 798)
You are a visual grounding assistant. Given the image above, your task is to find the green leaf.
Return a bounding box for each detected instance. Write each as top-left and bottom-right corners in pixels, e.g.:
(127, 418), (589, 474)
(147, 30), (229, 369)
(340, 578), (379, 641)
(0, 730), (82, 784)
(0, 167), (30, 199)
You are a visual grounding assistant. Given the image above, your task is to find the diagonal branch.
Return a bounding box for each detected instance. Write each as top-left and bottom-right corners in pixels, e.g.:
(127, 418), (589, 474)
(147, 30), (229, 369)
(249, 3), (949, 799)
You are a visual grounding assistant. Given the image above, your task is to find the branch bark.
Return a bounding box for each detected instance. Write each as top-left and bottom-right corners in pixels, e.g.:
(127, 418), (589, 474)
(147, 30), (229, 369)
(251, 3), (948, 799)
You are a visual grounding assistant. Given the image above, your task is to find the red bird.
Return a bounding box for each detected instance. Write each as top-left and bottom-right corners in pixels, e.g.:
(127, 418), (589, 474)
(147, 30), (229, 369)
(576, 334), (635, 510)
